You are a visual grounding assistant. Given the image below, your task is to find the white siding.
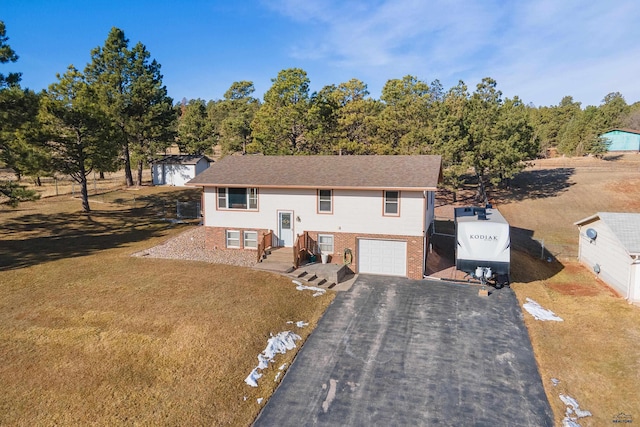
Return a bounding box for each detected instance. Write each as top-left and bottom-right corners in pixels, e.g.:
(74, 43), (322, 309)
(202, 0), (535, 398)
(631, 262), (640, 302)
(153, 164), (196, 186)
(578, 220), (631, 296)
(152, 164), (163, 185)
(203, 187), (429, 237)
(194, 159), (210, 176)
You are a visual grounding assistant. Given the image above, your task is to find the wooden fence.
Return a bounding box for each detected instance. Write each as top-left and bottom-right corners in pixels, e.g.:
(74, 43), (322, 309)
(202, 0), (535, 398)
(293, 231), (310, 268)
(257, 230), (274, 263)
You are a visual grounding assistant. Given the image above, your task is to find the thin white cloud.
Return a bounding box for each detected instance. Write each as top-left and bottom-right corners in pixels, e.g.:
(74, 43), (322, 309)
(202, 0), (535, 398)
(265, 0), (640, 105)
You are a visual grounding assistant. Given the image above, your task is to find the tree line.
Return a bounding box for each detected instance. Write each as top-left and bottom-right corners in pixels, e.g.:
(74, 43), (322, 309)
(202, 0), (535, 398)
(1, 22), (638, 210)
(176, 68), (638, 202)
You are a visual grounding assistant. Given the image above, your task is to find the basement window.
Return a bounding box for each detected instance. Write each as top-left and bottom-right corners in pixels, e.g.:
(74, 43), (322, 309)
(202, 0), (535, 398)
(318, 234), (334, 254)
(226, 230), (240, 248)
(244, 231), (258, 249)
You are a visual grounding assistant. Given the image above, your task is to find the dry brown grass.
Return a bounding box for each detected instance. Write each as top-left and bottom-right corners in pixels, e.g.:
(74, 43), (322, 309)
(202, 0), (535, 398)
(0, 169), (130, 200)
(0, 187), (334, 426)
(496, 154), (640, 426)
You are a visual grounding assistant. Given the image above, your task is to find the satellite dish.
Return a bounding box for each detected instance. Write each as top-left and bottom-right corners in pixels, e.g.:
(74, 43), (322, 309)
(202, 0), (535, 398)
(586, 228), (598, 240)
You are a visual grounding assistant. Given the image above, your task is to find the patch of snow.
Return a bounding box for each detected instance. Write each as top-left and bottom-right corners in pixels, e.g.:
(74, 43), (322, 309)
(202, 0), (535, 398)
(286, 320), (309, 327)
(523, 298), (563, 321)
(560, 394), (592, 426)
(160, 218), (186, 224)
(244, 331), (301, 388)
(257, 398), (263, 404)
(292, 280), (326, 297)
(274, 371), (282, 382)
(551, 378), (560, 387)
(279, 363), (287, 370)
(244, 368), (263, 387)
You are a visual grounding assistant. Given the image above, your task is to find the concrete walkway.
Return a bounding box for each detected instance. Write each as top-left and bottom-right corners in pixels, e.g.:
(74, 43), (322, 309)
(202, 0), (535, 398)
(254, 275), (553, 426)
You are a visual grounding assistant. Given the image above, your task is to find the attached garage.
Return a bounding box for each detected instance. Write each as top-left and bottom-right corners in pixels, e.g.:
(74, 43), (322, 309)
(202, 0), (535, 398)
(575, 212), (640, 303)
(358, 239), (407, 277)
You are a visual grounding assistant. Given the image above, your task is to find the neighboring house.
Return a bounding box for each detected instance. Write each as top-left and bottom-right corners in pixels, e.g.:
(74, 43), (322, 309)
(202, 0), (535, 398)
(152, 155), (213, 186)
(187, 155), (442, 279)
(600, 129), (640, 152)
(574, 212), (640, 303)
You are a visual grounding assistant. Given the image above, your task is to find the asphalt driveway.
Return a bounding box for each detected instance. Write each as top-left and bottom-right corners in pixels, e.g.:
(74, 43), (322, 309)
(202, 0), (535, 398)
(254, 275), (553, 426)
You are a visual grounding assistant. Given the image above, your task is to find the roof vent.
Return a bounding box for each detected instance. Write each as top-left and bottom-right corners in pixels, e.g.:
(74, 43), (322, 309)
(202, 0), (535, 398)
(586, 228), (598, 241)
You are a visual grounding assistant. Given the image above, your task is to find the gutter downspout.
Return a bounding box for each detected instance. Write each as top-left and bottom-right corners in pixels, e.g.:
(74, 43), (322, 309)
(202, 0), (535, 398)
(422, 191), (428, 278)
(627, 254), (640, 302)
(576, 225), (582, 261)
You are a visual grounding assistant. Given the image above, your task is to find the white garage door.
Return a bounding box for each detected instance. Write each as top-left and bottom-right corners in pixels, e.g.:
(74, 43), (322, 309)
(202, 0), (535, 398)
(358, 239), (407, 277)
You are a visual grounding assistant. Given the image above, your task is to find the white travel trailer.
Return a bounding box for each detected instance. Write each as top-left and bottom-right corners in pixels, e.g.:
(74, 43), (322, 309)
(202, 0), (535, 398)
(454, 206), (510, 285)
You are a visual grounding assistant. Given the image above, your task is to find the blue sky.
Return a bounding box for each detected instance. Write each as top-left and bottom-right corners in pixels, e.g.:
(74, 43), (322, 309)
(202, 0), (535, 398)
(3, 0), (640, 107)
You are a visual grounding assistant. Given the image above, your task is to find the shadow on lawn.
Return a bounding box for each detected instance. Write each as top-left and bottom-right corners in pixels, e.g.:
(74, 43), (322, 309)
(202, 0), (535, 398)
(509, 226), (564, 283)
(492, 167), (575, 203)
(0, 190), (197, 270)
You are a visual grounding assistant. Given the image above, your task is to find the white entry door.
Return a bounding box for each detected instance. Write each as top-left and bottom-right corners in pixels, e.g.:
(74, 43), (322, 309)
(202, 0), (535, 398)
(278, 211), (294, 247)
(358, 239), (407, 277)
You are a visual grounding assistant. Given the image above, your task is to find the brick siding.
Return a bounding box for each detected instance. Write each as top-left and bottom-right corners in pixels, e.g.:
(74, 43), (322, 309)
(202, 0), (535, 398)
(205, 226), (270, 251)
(205, 226), (428, 280)
(306, 231), (426, 280)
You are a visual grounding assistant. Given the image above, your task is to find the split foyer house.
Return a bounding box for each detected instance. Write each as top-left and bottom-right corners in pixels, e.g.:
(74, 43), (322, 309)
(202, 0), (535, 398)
(187, 155), (442, 279)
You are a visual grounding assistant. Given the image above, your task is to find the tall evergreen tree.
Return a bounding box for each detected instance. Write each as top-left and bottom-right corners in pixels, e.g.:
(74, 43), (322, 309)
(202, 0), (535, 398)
(177, 98), (214, 154)
(376, 75), (432, 154)
(334, 79), (382, 155)
(85, 27), (174, 186)
(249, 68), (310, 154)
(219, 81), (259, 155)
(432, 81), (470, 200)
(39, 66), (116, 212)
(0, 21), (21, 88)
(126, 42), (176, 184)
(0, 21), (40, 205)
(466, 78), (538, 201)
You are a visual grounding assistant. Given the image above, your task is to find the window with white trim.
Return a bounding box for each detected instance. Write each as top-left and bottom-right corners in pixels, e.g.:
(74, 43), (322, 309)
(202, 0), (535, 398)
(226, 230), (240, 248)
(384, 191), (399, 215)
(318, 234), (334, 254)
(218, 187), (258, 210)
(318, 189), (332, 213)
(244, 231), (258, 249)
(218, 188), (227, 208)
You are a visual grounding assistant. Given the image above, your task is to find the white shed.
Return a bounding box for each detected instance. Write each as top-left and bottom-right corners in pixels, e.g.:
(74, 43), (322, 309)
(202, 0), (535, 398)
(575, 212), (640, 303)
(152, 155), (213, 187)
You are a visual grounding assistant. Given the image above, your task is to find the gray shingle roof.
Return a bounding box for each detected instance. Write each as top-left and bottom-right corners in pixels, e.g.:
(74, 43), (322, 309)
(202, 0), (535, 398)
(153, 155), (213, 165)
(576, 212), (640, 255)
(186, 155), (442, 190)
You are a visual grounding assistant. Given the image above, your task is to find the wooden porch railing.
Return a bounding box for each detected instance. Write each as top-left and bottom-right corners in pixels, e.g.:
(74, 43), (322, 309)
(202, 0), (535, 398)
(293, 231), (310, 269)
(257, 230), (274, 262)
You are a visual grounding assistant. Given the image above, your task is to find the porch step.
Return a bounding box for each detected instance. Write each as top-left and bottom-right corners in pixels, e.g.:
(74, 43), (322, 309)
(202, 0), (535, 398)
(293, 269), (334, 288)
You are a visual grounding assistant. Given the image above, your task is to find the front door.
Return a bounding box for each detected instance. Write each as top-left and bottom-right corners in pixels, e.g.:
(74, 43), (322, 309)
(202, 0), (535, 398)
(278, 211), (294, 247)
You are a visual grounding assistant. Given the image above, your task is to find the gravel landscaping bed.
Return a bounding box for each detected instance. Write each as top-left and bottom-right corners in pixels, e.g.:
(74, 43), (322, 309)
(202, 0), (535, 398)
(132, 225), (257, 267)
